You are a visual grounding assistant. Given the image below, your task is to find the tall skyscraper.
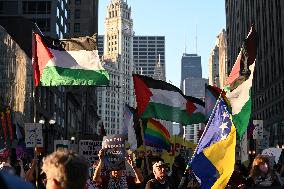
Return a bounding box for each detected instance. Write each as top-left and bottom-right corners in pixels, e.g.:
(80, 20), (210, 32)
(66, 0), (98, 38)
(133, 36), (166, 81)
(208, 46), (219, 87)
(226, 0), (284, 147)
(97, 0), (134, 135)
(208, 29), (227, 88)
(217, 29), (228, 88)
(183, 77), (208, 100)
(180, 53), (202, 90)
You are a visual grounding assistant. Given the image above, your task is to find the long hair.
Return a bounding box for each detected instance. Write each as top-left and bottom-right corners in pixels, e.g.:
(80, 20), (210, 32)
(249, 155), (270, 180)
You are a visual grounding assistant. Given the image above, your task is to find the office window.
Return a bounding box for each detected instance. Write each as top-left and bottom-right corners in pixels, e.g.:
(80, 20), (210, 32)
(75, 9), (80, 19)
(74, 23), (80, 32)
(75, 0), (81, 5)
(0, 1), (18, 14)
(23, 1), (51, 14)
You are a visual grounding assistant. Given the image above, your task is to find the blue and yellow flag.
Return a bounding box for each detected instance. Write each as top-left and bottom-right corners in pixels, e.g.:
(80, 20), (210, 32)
(191, 98), (236, 189)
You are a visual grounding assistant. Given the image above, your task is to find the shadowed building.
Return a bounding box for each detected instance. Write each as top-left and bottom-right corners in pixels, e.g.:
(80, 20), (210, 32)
(226, 0), (284, 147)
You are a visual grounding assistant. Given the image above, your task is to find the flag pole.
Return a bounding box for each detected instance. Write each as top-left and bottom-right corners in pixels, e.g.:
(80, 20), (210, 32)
(178, 91), (224, 188)
(32, 30), (39, 189)
(140, 119), (150, 175)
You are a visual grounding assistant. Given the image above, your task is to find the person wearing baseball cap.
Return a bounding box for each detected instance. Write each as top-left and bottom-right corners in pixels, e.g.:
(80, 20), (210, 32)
(145, 160), (174, 189)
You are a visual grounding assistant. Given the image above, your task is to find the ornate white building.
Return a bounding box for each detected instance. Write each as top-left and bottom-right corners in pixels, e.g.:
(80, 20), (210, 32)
(97, 0), (134, 135)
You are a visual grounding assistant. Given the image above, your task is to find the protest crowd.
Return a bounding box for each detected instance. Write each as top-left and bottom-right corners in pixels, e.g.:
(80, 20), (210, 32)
(0, 0), (283, 187)
(1, 144), (284, 189)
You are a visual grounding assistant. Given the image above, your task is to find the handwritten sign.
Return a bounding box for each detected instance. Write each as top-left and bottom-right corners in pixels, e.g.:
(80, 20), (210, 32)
(79, 140), (102, 165)
(25, 123), (43, 147)
(102, 134), (126, 171)
(253, 120), (263, 139)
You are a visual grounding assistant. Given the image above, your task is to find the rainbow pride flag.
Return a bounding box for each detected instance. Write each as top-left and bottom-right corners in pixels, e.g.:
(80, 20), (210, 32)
(144, 118), (171, 150)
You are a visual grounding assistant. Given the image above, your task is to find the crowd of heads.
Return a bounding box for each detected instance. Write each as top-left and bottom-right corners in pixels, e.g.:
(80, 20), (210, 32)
(0, 149), (89, 189)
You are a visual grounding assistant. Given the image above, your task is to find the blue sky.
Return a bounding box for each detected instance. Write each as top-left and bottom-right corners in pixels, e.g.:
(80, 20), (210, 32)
(98, 0), (226, 88)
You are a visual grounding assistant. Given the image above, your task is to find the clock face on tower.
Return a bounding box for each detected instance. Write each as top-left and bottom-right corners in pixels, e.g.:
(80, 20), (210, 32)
(123, 24), (130, 33)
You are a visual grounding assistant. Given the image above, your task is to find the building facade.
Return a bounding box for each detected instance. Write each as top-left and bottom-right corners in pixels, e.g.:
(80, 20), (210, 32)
(218, 29), (228, 88)
(183, 123), (203, 144)
(97, 0), (134, 135)
(0, 0), (67, 38)
(64, 0), (101, 142)
(0, 25), (33, 127)
(133, 36), (166, 81)
(208, 45), (219, 87)
(208, 29), (227, 88)
(183, 77), (208, 100)
(180, 53), (202, 90)
(66, 0), (98, 38)
(226, 0), (284, 147)
(0, 0), (100, 152)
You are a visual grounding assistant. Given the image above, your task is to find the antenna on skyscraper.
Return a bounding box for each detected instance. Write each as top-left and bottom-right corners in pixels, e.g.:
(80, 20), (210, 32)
(184, 33), (187, 54)
(195, 24), (198, 54)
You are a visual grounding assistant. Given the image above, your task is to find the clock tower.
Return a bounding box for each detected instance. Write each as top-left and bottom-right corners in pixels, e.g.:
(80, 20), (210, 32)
(98, 0), (134, 135)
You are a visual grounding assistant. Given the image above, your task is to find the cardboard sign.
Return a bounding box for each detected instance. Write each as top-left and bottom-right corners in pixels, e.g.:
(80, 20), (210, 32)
(54, 140), (70, 151)
(102, 134), (126, 171)
(253, 120), (263, 139)
(25, 123), (43, 147)
(79, 140), (102, 165)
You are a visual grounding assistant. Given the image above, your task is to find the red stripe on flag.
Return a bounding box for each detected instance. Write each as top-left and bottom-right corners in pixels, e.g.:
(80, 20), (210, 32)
(133, 75), (152, 116)
(33, 33), (54, 86)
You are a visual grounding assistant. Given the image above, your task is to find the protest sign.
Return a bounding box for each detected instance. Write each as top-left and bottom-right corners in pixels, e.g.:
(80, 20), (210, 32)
(79, 140), (102, 165)
(25, 123), (43, 147)
(102, 134), (126, 171)
(54, 140), (70, 151)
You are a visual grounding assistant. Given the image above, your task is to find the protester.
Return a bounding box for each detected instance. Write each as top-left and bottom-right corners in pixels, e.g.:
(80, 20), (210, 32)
(42, 149), (89, 189)
(246, 154), (282, 187)
(93, 148), (144, 188)
(226, 161), (246, 189)
(0, 156), (16, 175)
(170, 155), (187, 188)
(145, 160), (174, 189)
(24, 157), (37, 182)
(0, 171), (35, 189)
(14, 158), (26, 178)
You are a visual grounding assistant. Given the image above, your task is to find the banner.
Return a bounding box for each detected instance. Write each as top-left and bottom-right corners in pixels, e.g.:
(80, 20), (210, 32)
(102, 134), (126, 171)
(25, 123), (43, 147)
(79, 140), (102, 165)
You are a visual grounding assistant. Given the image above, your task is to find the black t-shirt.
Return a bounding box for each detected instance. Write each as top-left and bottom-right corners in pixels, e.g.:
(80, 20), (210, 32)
(145, 178), (174, 189)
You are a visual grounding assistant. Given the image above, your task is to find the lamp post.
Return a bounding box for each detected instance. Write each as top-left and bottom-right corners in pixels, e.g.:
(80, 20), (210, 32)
(39, 113), (56, 155)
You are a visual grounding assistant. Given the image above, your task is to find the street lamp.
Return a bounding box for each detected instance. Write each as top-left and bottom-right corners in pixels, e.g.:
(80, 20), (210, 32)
(39, 113), (56, 154)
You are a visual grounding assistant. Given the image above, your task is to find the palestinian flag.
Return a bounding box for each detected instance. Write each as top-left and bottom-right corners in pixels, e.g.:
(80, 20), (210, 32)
(32, 33), (109, 86)
(225, 25), (257, 139)
(133, 74), (205, 125)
